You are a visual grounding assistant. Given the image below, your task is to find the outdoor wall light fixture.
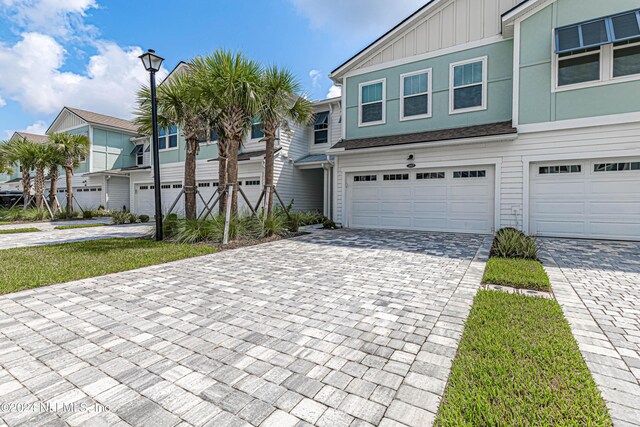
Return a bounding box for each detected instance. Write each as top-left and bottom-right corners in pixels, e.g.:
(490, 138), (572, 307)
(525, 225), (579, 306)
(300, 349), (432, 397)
(139, 49), (165, 241)
(407, 153), (416, 169)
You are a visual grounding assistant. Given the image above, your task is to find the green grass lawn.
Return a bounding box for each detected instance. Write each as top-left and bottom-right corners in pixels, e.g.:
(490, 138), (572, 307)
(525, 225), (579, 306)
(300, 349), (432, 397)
(54, 223), (107, 230)
(483, 257), (550, 291)
(0, 221), (11, 225)
(0, 238), (216, 295)
(0, 227), (41, 234)
(435, 291), (611, 427)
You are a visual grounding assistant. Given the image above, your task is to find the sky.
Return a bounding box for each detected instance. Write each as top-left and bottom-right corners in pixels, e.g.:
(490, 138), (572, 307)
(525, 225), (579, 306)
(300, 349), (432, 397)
(0, 0), (426, 139)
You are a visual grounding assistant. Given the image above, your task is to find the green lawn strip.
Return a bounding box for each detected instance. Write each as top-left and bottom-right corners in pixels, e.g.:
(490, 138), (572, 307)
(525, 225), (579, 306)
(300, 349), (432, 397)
(435, 291), (611, 427)
(0, 238), (216, 295)
(54, 223), (107, 230)
(0, 221), (11, 225)
(0, 227), (41, 234)
(483, 257), (550, 291)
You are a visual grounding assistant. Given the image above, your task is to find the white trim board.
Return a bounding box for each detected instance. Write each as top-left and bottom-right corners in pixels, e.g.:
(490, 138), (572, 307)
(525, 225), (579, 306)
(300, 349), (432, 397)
(518, 112), (640, 134)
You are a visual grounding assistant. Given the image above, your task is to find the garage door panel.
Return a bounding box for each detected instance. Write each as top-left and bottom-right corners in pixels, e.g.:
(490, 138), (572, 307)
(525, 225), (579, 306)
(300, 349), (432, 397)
(530, 159), (640, 240)
(532, 201), (586, 215)
(348, 166), (494, 234)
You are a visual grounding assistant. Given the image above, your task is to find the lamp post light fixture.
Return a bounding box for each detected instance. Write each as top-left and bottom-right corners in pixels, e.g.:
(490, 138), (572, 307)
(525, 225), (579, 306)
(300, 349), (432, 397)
(139, 49), (165, 241)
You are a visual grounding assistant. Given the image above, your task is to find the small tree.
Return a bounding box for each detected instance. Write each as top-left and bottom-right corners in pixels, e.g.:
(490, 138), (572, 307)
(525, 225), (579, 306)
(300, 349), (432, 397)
(258, 66), (314, 214)
(135, 71), (209, 219)
(1, 138), (39, 206)
(46, 144), (65, 210)
(191, 50), (262, 215)
(50, 132), (90, 213)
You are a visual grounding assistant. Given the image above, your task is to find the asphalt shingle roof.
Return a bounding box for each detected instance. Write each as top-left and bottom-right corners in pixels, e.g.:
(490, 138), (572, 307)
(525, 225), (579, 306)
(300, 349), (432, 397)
(66, 107), (139, 134)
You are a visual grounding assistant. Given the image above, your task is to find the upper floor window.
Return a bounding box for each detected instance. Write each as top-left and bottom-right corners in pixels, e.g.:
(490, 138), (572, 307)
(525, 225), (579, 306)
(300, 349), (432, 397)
(199, 129), (217, 144)
(314, 111), (329, 144)
(131, 144), (144, 165)
(555, 10), (640, 90)
(159, 125), (178, 150)
(358, 79), (385, 126)
(401, 69), (431, 120)
(450, 57), (487, 114)
(251, 118), (264, 140)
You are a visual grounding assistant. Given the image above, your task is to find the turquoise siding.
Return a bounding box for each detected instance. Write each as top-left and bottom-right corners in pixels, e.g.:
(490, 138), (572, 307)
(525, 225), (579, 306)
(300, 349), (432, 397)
(67, 126), (90, 174)
(92, 128), (137, 171)
(344, 40), (514, 140)
(156, 130), (221, 165)
(519, 0), (640, 124)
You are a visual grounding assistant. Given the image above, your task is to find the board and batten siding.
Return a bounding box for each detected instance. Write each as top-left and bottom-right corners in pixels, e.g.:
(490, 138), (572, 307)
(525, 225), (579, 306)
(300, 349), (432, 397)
(518, 0), (640, 125)
(353, 0), (519, 71)
(50, 111), (86, 132)
(92, 128), (137, 172)
(333, 121), (640, 230)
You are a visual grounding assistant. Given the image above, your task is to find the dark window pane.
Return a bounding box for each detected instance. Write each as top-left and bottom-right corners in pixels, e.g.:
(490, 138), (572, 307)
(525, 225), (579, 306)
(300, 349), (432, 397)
(362, 102), (383, 123)
(594, 164), (606, 172)
(362, 83), (383, 103)
(211, 130), (217, 141)
(158, 137), (166, 150)
(631, 162), (640, 170)
(478, 170), (486, 178)
(619, 162), (631, 171)
(558, 53), (600, 86)
(404, 73), (428, 96)
(606, 163), (618, 171)
(558, 26), (581, 51)
(251, 124), (264, 139)
(314, 130), (328, 144)
(614, 44), (640, 77)
(612, 12), (640, 40)
(314, 111), (329, 128)
(539, 166), (549, 174)
(169, 135), (178, 148)
(581, 20), (609, 46)
(404, 94), (429, 117)
(453, 85), (482, 110)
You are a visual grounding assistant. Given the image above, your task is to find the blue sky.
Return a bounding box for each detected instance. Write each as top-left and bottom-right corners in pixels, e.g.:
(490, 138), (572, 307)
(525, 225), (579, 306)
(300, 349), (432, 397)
(0, 0), (425, 139)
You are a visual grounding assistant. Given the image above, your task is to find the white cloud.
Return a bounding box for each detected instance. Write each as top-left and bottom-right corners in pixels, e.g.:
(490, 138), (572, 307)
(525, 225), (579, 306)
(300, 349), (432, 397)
(289, 0), (425, 39)
(326, 85), (341, 98)
(0, 95), (5, 107)
(0, 32), (166, 118)
(22, 119), (47, 134)
(309, 69), (322, 89)
(0, 0), (98, 39)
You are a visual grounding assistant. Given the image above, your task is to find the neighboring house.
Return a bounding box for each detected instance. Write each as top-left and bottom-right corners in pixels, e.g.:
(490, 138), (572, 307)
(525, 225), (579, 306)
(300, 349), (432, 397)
(326, 0), (640, 241)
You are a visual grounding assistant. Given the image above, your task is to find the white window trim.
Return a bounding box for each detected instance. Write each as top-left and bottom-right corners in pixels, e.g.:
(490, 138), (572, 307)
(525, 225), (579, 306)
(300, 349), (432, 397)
(552, 40), (640, 92)
(358, 78), (386, 127)
(449, 56), (488, 115)
(400, 69), (432, 121)
(159, 126), (179, 152)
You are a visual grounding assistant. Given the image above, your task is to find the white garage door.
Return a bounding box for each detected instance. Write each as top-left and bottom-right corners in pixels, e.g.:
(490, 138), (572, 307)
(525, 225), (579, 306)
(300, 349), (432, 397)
(348, 166), (495, 233)
(72, 186), (102, 210)
(530, 159), (640, 240)
(135, 178), (263, 217)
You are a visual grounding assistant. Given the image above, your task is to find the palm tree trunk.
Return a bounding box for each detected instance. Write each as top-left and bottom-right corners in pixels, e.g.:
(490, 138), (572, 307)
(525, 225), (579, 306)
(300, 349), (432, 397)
(227, 140), (240, 215)
(65, 166), (73, 212)
(49, 168), (59, 210)
(35, 167), (45, 209)
(218, 142), (228, 216)
(184, 138), (198, 219)
(264, 135), (276, 215)
(21, 168), (30, 208)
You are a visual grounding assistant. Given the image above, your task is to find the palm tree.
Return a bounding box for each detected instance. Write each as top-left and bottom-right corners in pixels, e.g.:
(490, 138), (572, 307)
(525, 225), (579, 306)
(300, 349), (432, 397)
(1, 138), (39, 206)
(0, 144), (14, 175)
(49, 132), (90, 213)
(134, 71), (209, 219)
(258, 66), (314, 214)
(191, 50), (263, 215)
(46, 144), (65, 210)
(31, 143), (52, 208)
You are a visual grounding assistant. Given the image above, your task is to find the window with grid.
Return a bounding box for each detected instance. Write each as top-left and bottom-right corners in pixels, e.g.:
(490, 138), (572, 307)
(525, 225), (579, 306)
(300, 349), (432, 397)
(453, 170), (486, 178)
(539, 165), (582, 174)
(594, 162), (640, 172)
(383, 174), (409, 181)
(416, 172), (445, 180)
(451, 58), (486, 112)
(353, 175), (377, 182)
(401, 70), (430, 119)
(159, 125), (178, 150)
(359, 80), (385, 125)
(314, 111), (329, 144)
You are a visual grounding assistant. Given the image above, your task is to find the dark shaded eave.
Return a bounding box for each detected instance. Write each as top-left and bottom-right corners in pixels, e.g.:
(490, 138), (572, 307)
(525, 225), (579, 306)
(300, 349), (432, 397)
(331, 121), (517, 151)
(330, 0), (438, 76)
(501, 0), (531, 17)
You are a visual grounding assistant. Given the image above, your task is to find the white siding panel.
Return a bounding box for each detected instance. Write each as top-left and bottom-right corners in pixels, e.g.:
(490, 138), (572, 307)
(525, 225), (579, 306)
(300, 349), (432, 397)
(106, 176), (130, 211)
(355, 0), (518, 71)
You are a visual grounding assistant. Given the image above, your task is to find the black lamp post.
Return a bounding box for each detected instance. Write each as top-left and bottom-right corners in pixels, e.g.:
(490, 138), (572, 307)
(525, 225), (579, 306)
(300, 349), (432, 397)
(139, 49), (165, 241)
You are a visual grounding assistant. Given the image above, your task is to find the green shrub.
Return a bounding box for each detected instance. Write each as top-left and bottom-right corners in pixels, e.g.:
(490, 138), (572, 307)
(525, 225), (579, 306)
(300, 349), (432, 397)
(322, 218), (337, 229)
(83, 210), (93, 219)
(138, 214), (150, 223)
(259, 212), (290, 237)
(111, 211), (137, 225)
(54, 209), (80, 220)
(491, 228), (541, 260)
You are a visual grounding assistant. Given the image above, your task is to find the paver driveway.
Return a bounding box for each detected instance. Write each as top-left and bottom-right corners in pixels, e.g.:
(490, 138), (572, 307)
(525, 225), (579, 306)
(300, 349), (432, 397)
(0, 223), (152, 250)
(543, 239), (640, 426)
(0, 230), (490, 427)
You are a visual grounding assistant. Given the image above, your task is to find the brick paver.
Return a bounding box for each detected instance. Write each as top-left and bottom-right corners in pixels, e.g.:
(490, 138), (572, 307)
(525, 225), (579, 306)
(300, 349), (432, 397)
(0, 229), (490, 426)
(543, 239), (640, 427)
